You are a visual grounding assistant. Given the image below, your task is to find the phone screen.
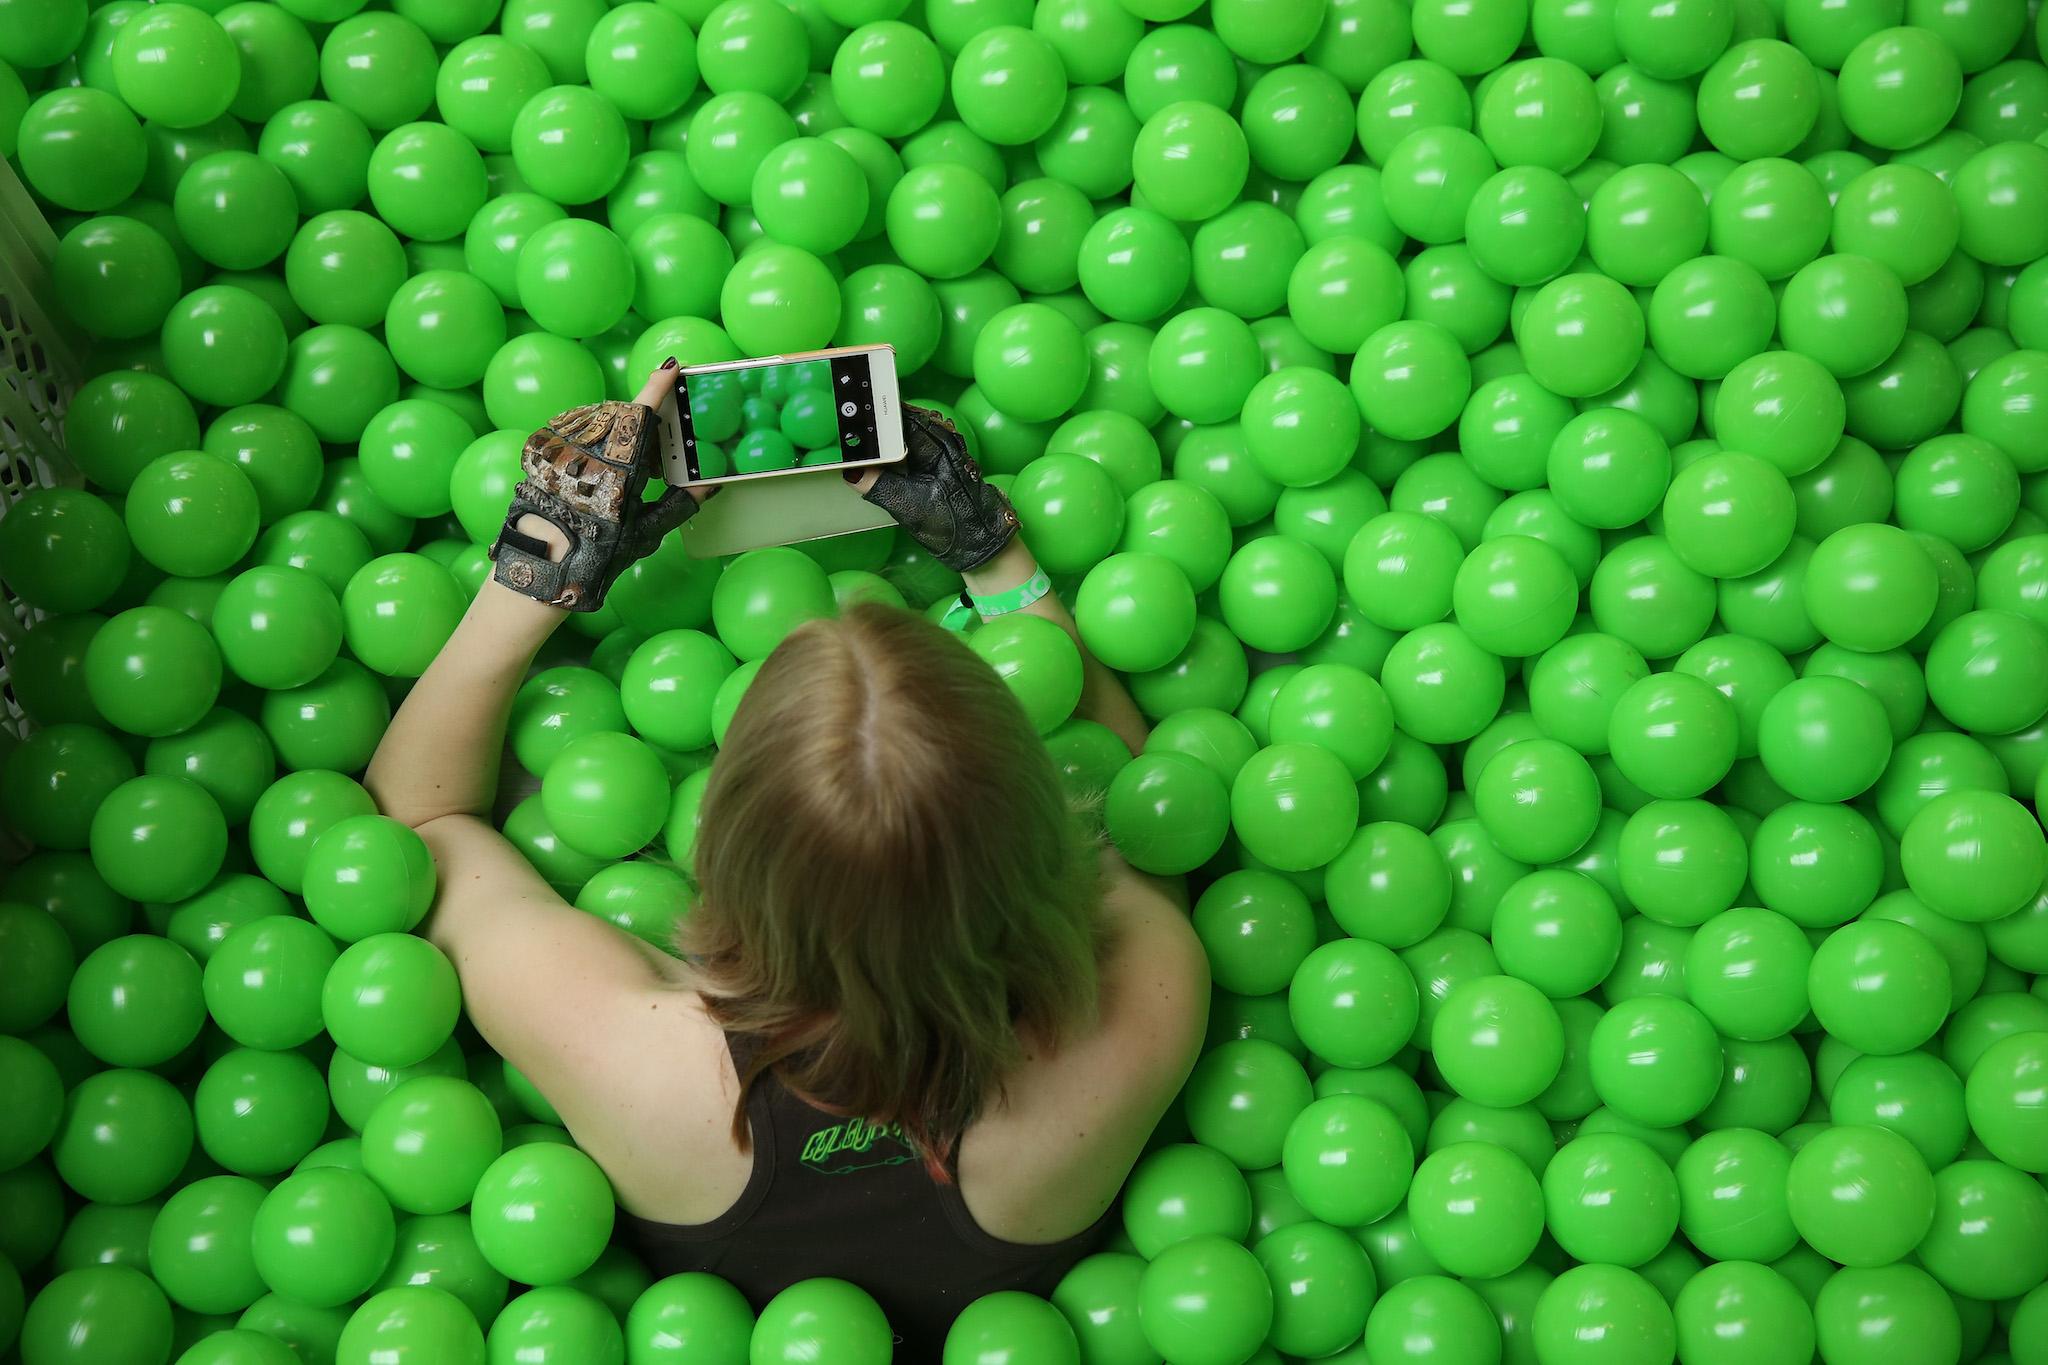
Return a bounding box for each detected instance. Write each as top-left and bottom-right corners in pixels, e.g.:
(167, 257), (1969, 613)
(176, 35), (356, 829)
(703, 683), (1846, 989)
(669, 354), (886, 484)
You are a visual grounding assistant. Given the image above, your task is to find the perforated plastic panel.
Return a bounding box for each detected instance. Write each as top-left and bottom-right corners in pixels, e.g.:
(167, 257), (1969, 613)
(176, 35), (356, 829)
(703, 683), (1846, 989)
(0, 157), (85, 738)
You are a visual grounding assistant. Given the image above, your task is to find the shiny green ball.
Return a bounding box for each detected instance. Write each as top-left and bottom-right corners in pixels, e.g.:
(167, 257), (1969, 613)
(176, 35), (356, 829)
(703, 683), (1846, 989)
(251, 1167), (397, 1308)
(1230, 742), (1358, 872)
(1786, 1123), (1935, 1266)
(1135, 1235), (1274, 1365)
(1105, 752), (1230, 875)
(1132, 101), (1249, 222)
(1588, 995), (1724, 1127)
(469, 1142), (617, 1286)
(67, 933), (205, 1069)
(1517, 273), (1644, 398)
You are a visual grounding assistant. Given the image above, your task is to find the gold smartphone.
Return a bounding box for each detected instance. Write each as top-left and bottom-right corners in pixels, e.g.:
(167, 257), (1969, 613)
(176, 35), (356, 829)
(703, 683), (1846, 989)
(658, 344), (905, 490)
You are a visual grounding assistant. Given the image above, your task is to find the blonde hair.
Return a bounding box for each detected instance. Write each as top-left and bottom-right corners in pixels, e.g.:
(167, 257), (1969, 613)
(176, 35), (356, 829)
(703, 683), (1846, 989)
(679, 603), (1107, 1176)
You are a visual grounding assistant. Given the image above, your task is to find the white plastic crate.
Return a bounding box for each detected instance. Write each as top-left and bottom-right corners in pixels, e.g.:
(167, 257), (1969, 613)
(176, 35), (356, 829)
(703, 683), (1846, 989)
(0, 155), (85, 739)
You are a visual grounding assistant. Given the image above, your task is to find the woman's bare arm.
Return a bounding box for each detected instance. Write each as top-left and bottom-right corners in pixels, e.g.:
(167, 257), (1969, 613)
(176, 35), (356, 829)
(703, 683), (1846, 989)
(367, 365), (688, 825)
(364, 368), (698, 1044)
(363, 580), (566, 827)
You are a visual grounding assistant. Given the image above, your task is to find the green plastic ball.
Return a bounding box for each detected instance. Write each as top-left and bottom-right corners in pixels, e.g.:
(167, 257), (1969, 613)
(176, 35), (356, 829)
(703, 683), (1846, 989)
(1074, 552), (1197, 674)
(89, 773), (228, 904)
(1685, 908), (1812, 1041)
(968, 613), (1085, 733)
(196, 1046), (331, 1176)
(1531, 1264), (1675, 1365)
(1466, 165), (1587, 289)
(1382, 622), (1508, 747)
(1478, 57), (1600, 171)
(1518, 273), (1644, 399)
(360, 1077), (502, 1217)
(340, 1285), (486, 1365)
(1547, 410), (1670, 530)
(1900, 787), (2048, 927)
(1136, 1235), (1274, 1365)
(1491, 869), (1623, 998)
(625, 1272), (755, 1364)
(951, 26), (1068, 145)
(942, 1290), (1078, 1365)
(1915, 1158), (2048, 1300)
(752, 138), (870, 257)
(1363, 1275), (1502, 1365)
(251, 1167), (397, 1308)
(1105, 752), (1230, 875)
(973, 302), (1088, 423)
(1230, 742), (1359, 873)
(54, 1065), (195, 1206)
(1011, 454), (1127, 575)
(1543, 1133), (1680, 1268)
(1589, 995), (1724, 1128)
(321, 932), (461, 1069)
(1289, 938), (1418, 1069)
(341, 553), (465, 679)
(1123, 1144), (1254, 1257)
(301, 815), (436, 943)
(510, 219), (632, 340)
(1473, 739), (1600, 864)
(1258, 665), (1389, 783)
(470, 1142), (616, 1286)
(512, 84), (630, 206)
(1184, 1038), (1313, 1169)
(1382, 126), (1498, 246)
(1431, 974), (1565, 1108)
(66, 932), (205, 1069)
(150, 1174), (269, 1316)
(540, 731), (671, 860)
(1671, 1262), (1813, 1365)
(698, 0), (807, 99)
(1756, 676), (1892, 804)
(1808, 919), (1951, 1056)
(19, 88), (147, 213)
(1132, 102), (1249, 223)
(1352, 320), (1472, 442)
(1662, 451), (1795, 579)
(830, 22), (944, 139)
(202, 915), (337, 1052)
(1964, 1030), (2048, 1170)
(1786, 1123), (1935, 1266)
(125, 453), (263, 586)
(18, 1266), (174, 1365)
(1606, 673), (1737, 801)
(1838, 27), (1961, 149)
(1406, 1140), (1543, 1281)
(1696, 40), (1819, 159)
(0, 488), (129, 616)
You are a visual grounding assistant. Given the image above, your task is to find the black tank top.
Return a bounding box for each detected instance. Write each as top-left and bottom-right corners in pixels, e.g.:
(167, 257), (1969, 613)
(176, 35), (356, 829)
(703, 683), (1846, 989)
(620, 1032), (1112, 1362)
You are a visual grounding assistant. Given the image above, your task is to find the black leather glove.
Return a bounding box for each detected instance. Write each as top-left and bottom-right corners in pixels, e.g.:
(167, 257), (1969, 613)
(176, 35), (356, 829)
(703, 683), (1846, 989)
(490, 398), (698, 612)
(860, 405), (1018, 573)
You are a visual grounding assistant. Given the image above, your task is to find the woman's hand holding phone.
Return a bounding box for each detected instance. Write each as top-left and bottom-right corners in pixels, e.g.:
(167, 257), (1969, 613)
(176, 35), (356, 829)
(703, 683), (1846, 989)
(853, 406), (1019, 572)
(491, 361), (720, 611)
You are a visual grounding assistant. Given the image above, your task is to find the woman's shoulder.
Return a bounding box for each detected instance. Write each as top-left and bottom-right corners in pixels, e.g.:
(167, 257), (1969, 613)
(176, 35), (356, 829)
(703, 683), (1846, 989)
(956, 875), (1210, 1243)
(574, 980), (764, 1223)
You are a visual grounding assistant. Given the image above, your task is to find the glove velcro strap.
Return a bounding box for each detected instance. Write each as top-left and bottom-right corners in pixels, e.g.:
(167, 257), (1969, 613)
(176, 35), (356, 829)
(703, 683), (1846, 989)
(489, 492), (628, 612)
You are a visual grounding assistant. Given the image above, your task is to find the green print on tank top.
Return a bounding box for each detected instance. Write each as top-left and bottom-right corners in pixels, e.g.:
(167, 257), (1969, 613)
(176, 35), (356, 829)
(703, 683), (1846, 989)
(799, 1116), (918, 1174)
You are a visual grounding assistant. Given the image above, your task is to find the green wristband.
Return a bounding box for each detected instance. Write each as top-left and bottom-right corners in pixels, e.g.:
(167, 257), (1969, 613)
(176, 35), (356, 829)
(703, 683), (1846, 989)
(938, 567), (1052, 632)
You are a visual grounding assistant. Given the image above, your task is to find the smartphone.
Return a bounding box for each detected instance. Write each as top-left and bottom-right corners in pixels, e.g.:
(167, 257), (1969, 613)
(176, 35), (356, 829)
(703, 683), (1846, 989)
(658, 345), (904, 489)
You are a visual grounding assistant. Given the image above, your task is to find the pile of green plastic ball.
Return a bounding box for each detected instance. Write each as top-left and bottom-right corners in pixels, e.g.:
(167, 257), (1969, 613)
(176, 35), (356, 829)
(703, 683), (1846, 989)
(6, 0), (2048, 1360)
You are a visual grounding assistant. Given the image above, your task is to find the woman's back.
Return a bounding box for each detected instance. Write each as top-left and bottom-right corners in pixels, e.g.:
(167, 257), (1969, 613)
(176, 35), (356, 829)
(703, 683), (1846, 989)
(365, 391), (1208, 1355)
(546, 847), (1206, 1357)
(619, 1030), (1113, 1360)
